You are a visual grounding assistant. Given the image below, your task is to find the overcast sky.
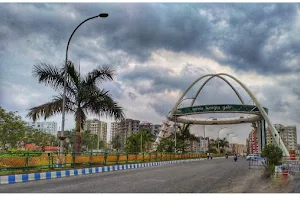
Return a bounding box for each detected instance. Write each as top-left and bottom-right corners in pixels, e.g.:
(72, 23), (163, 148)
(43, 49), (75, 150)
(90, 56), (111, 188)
(0, 3), (300, 144)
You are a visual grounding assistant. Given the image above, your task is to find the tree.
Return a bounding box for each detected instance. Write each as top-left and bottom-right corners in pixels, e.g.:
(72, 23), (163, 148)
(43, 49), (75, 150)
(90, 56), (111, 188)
(63, 129), (76, 150)
(111, 134), (122, 151)
(0, 107), (26, 150)
(139, 129), (154, 152)
(81, 131), (103, 151)
(156, 137), (175, 152)
(125, 133), (139, 153)
(208, 139), (218, 153)
(125, 129), (154, 153)
(261, 144), (283, 173)
(174, 123), (197, 153)
(24, 127), (58, 147)
(0, 106), (63, 152)
(26, 61), (125, 152)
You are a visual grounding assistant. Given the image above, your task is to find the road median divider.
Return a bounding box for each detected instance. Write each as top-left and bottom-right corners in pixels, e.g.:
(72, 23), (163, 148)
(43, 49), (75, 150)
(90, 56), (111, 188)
(0, 156), (225, 185)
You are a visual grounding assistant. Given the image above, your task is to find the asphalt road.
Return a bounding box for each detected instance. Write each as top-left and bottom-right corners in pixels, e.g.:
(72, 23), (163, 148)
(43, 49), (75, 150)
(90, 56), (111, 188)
(0, 157), (265, 193)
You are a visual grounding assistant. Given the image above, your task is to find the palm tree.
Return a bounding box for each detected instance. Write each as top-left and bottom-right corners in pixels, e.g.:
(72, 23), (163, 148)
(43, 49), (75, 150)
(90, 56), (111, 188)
(218, 137), (229, 153)
(27, 61), (125, 152)
(139, 129), (154, 152)
(175, 123), (194, 153)
(208, 139), (218, 153)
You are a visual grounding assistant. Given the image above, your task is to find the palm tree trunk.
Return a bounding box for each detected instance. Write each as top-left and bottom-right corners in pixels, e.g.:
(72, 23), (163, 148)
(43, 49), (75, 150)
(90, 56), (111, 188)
(73, 119), (82, 153)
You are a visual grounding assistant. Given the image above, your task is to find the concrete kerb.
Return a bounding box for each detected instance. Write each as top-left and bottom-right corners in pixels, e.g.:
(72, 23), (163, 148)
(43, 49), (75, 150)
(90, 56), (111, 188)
(0, 157), (225, 185)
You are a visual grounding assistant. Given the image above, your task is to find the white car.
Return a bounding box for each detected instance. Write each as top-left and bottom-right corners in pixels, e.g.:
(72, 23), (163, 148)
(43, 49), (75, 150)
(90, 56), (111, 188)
(246, 153), (262, 160)
(246, 154), (257, 160)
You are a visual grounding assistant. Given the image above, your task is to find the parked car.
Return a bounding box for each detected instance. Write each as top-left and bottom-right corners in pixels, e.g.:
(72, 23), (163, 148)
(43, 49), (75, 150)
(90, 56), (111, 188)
(247, 153), (264, 161)
(246, 154), (255, 160)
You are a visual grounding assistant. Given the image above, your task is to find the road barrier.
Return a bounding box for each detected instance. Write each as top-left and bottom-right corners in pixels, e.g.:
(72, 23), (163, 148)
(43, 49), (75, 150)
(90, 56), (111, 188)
(276, 157), (300, 174)
(248, 158), (267, 169)
(0, 152), (224, 174)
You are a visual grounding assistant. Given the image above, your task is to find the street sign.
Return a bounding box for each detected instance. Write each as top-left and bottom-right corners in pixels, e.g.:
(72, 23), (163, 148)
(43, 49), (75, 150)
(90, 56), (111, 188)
(174, 104), (268, 115)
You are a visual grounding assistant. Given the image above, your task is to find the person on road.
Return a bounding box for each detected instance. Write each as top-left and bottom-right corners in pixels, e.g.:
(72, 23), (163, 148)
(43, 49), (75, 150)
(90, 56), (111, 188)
(225, 153), (228, 158)
(207, 152), (210, 159)
(234, 153), (238, 161)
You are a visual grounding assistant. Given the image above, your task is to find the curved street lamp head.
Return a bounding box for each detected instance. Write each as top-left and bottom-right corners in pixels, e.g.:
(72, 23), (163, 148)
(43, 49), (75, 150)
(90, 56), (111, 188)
(99, 13), (109, 18)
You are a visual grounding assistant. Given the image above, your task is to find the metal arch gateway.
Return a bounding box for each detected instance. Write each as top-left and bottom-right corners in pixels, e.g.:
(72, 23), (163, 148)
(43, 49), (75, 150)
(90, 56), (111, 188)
(175, 104), (269, 116)
(171, 104), (267, 125)
(153, 73), (289, 156)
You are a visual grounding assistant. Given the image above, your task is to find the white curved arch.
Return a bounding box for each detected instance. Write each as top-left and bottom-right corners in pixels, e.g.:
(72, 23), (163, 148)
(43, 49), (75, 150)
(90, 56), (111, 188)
(167, 73), (289, 156)
(215, 73), (289, 156)
(168, 74), (218, 118)
(190, 74), (245, 106)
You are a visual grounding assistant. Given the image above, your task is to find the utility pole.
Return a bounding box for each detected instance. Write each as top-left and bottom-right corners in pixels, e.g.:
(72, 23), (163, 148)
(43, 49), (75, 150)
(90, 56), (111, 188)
(174, 115), (177, 153)
(140, 133), (143, 152)
(204, 117), (213, 152)
(97, 115), (101, 151)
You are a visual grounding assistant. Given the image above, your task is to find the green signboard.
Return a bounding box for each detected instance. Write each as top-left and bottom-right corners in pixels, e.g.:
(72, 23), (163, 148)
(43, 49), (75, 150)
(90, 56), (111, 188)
(175, 104), (268, 115)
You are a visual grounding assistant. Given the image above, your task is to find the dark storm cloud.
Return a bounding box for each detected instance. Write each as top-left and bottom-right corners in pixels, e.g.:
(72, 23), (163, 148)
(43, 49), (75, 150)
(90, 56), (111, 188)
(124, 63), (297, 120)
(101, 81), (124, 99)
(128, 92), (137, 101)
(279, 76), (300, 101)
(216, 4), (300, 75)
(1, 3), (300, 75)
(150, 101), (173, 117)
(121, 64), (251, 117)
(119, 62), (224, 97)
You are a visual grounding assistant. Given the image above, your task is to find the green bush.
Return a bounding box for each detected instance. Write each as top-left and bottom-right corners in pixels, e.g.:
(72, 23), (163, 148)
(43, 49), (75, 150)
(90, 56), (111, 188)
(261, 144), (283, 174)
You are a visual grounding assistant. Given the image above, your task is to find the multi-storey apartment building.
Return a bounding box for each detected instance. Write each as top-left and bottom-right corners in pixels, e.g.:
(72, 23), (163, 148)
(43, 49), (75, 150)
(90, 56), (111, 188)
(248, 129), (259, 154)
(139, 122), (162, 140)
(84, 119), (107, 143)
(246, 138), (250, 155)
(153, 124), (162, 139)
(230, 143), (246, 155)
(270, 124), (298, 151)
(26, 121), (57, 135)
(185, 139), (198, 152)
(110, 119), (140, 151)
(110, 122), (119, 142)
(198, 137), (209, 152)
(139, 122), (153, 134)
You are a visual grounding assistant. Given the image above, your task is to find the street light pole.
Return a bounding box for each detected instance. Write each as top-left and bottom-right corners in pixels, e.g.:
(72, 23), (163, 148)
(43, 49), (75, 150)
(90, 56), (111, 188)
(203, 117), (214, 152)
(174, 115), (177, 153)
(60, 13), (108, 155)
(141, 133), (143, 152)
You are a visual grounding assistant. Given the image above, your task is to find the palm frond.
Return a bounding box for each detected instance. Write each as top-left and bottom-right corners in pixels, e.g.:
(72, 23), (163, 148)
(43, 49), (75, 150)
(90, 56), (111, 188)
(84, 65), (115, 86)
(33, 62), (76, 96)
(26, 95), (75, 122)
(82, 88), (125, 121)
(64, 61), (80, 89)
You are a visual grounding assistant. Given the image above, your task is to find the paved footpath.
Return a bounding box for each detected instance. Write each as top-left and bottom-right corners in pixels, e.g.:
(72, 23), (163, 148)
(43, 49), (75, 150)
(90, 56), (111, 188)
(0, 158), (288, 193)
